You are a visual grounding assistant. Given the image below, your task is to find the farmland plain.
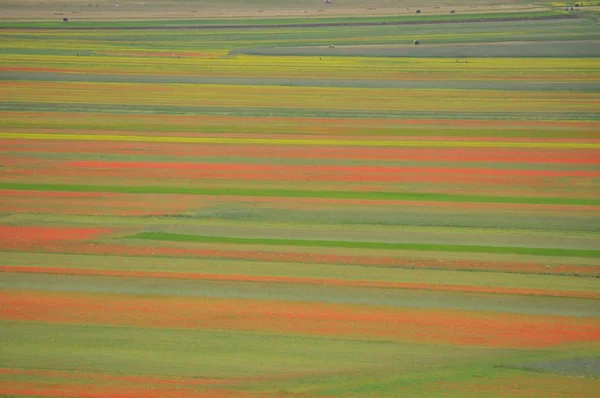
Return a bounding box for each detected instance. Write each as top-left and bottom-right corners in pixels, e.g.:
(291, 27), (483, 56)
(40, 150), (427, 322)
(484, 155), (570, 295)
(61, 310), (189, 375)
(1, 1), (599, 397)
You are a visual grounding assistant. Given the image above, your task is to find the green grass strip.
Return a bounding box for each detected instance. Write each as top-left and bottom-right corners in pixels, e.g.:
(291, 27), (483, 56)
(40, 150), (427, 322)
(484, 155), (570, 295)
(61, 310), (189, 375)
(1, 182), (599, 206)
(128, 232), (600, 258)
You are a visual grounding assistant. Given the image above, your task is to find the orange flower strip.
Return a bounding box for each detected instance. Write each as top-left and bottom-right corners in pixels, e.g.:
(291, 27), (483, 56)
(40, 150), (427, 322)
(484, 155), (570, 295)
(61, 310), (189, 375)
(0, 368), (243, 398)
(67, 161), (600, 180)
(0, 381), (250, 398)
(2, 290), (599, 348)
(1, 189), (597, 214)
(0, 190), (204, 216)
(0, 225), (114, 243)
(6, 160), (596, 187)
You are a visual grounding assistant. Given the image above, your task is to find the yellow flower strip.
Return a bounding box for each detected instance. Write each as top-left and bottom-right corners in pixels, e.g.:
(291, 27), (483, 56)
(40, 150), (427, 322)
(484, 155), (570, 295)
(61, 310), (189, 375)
(2, 132), (598, 148)
(2, 81), (599, 113)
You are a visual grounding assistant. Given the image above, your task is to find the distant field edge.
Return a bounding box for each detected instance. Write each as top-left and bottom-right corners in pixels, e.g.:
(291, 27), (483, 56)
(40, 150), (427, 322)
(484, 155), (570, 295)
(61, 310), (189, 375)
(1, 183), (599, 206)
(126, 232), (600, 259)
(0, 11), (571, 30)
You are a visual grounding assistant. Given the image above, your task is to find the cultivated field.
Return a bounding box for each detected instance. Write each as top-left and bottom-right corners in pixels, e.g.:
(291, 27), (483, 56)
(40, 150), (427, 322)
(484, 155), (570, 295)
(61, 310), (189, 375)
(1, 1), (599, 397)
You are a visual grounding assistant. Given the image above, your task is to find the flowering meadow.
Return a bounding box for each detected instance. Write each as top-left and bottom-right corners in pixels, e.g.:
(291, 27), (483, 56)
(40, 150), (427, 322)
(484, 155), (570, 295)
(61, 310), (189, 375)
(1, 2), (599, 396)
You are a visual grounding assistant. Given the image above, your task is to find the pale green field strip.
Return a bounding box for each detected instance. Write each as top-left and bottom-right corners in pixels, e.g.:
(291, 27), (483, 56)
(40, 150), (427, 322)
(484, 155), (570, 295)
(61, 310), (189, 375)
(10, 214), (599, 249)
(6, 210), (592, 236)
(10, 151), (600, 171)
(5, 215), (600, 252)
(507, 357), (600, 378)
(166, 209), (600, 233)
(3, 321), (457, 378)
(5, 72), (600, 91)
(11, 151), (600, 171)
(2, 273), (598, 317)
(4, 82), (598, 114)
(2, 132), (599, 149)
(1, 18), (596, 56)
(3, 319), (553, 398)
(0, 10), (566, 29)
(2, 219), (597, 270)
(3, 183), (600, 205)
(3, 251), (597, 292)
(123, 241), (600, 270)
(2, 363), (594, 398)
(5, 120), (600, 138)
(3, 102), (598, 120)
(2, 55), (598, 82)
(126, 232), (600, 258)
(304, 366), (600, 398)
(3, 178), (598, 208)
(5, 33), (597, 57)
(131, 220), (600, 250)
(143, 228), (600, 251)
(236, 41), (600, 58)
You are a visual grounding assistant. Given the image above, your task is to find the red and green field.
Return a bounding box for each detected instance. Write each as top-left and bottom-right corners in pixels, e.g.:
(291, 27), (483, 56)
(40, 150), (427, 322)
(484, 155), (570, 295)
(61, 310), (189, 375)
(1, 1), (599, 397)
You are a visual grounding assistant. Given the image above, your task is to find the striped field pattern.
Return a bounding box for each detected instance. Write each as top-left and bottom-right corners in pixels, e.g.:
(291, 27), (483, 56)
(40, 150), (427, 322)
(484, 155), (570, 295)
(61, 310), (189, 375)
(1, 5), (599, 397)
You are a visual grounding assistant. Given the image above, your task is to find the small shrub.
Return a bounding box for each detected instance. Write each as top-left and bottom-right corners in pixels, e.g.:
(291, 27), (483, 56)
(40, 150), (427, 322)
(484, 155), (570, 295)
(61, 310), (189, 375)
(62, 17), (68, 22)
(416, 9), (421, 14)
(413, 39), (420, 45)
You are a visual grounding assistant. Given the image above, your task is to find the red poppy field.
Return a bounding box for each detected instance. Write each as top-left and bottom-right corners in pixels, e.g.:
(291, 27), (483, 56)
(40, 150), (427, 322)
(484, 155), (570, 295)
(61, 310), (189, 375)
(1, 1), (599, 396)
